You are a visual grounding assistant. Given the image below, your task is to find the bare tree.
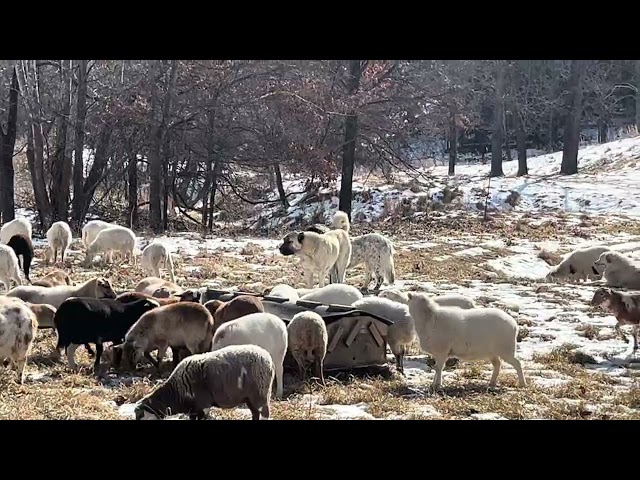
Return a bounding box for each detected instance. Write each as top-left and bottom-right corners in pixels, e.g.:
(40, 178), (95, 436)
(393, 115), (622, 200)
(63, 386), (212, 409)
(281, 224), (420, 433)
(51, 60), (73, 222)
(71, 60), (88, 232)
(560, 60), (586, 175)
(0, 64), (19, 223)
(490, 60), (505, 177)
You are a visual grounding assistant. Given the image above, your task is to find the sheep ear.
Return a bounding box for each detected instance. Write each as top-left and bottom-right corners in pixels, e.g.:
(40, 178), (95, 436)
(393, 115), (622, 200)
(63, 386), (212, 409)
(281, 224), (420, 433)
(297, 232), (305, 243)
(406, 292), (416, 300)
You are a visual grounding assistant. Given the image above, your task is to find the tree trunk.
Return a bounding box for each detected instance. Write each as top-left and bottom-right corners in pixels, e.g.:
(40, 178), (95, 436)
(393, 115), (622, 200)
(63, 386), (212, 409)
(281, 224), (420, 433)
(339, 60), (362, 219)
(636, 60), (640, 132)
(274, 163), (289, 209)
(597, 117), (608, 143)
(0, 65), (19, 223)
(51, 60), (73, 222)
(208, 161), (221, 231)
(561, 60), (586, 175)
(128, 153), (138, 229)
(515, 110), (528, 176)
(490, 60), (505, 177)
(71, 59), (88, 232)
(447, 110), (457, 176)
(148, 60), (163, 233)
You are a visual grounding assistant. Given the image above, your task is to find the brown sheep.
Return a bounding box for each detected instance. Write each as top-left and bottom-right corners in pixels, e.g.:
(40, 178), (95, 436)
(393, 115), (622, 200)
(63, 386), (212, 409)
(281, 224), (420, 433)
(208, 295), (265, 333)
(32, 269), (72, 287)
(26, 303), (57, 329)
(591, 287), (640, 350)
(135, 276), (183, 298)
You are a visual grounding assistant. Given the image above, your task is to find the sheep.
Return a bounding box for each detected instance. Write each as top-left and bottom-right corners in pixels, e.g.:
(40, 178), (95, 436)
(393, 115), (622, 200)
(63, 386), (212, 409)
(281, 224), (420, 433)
(32, 269), (72, 287)
(116, 290), (198, 305)
(135, 344), (274, 420)
(118, 302), (215, 372)
(212, 312), (288, 399)
(406, 291), (526, 390)
(546, 246), (612, 282)
(0, 243), (23, 292)
(286, 311), (327, 385)
(268, 284), (299, 302)
(207, 295), (265, 333)
(85, 225), (137, 266)
(26, 303), (57, 329)
(45, 221), (73, 265)
(0, 217), (32, 245)
(348, 233), (396, 291)
(135, 277), (183, 298)
(593, 251), (640, 290)
(591, 287), (640, 351)
(0, 296), (38, 384)
(141, 241), (176, 283)
(379, 288), (477, 309)
(54, 297), (160, 372)
(352, 296), (416, 375)
(7, 234), (34, 282)
(81, 219), (114, 248)
(299, 283), (363, 306)
(5, 276), (117, 309)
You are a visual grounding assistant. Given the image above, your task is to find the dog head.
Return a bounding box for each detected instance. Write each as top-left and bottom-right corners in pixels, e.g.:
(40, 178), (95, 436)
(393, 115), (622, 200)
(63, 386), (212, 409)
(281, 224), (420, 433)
(279, 232), (305, 256)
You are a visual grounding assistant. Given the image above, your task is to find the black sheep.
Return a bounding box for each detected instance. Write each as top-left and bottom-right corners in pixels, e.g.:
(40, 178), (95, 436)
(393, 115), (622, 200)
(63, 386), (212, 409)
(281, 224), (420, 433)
(54, 296), (160, 373)
(7, 234), (34, 282)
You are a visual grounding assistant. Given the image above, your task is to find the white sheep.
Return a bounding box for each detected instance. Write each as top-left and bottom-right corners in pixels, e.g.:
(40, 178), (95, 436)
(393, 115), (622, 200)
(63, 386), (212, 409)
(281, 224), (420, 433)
(352, 296), (416, 374)
(0, 244), (23, 292)
(141, 241), (176, 283)
(287, 311), (328, 385)
(85, 225), (137, 266)
(268, 284), (299, 302)
(212, 312), (288, 399)
(593, 251), (640, 289)
(45, 221), (73, 264)
(546, 245), (612, 282)
(135, 344), (275, 420)
(6, 277), (117, 309)
(81, 220), (115, 248)
(0, 217), (32, 244)
(406, 291), (526, 390)
(379, 288), (476, 309)
(0, 296), (38, 384)
(299, 283), (363, 306)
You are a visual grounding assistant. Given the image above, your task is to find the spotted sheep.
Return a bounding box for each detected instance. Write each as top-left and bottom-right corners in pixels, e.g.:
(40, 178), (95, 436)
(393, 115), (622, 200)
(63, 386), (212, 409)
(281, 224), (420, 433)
(0, 297), (38, 384)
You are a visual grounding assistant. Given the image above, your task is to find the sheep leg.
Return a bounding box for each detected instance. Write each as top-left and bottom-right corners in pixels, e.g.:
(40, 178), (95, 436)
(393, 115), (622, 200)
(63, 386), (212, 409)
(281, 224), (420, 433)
(85, 344), (95, 356)
(294, 355), (306, 382)
(93, 342), (104, 374)
(431, 355), (446, 391)
(189, 410), (206, 420)
(362, 269), (373, 290)
(274, 362), (284, 399)
(502, 355), (526, 387)
(489, 356), (501, 388)
(66, 343), (80, 371)
(314, 356), (325, 386)
(394, 353), (405, 376)
(246, 400), (261, 420)
(143, 351), (159, 368)
(15, 357), (27, 384)
(634, 326), (639, 353)
(259, 403), (270, 420)
(156, 344), (168, 372)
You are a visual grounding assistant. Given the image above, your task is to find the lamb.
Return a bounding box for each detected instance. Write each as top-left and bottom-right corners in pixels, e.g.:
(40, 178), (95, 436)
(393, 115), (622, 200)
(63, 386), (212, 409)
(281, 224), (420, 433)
(379, 288), (477, 309)
(591, 287), (640, 351)
(348, 233), (396, 291)
(135, 276), (183, 298)
(352, 296), (416, 374)
(54, 297), (160, 372)
(299, 283), (363, 306)
(546, 245), (612, 282)
(268, 284), (300, 302)
(0, 217), (32, 244)
(45, 221), (73, 265)
(212, 312), (288, 399)
(286, 311), (327, 385)
(85, 225), (137, 266)
(7, 234), (34, 282)
(0, 243), (23, 292)
(141, 241), (176, 283)
(406, 291), (526, 390)
(26, 303), (57, 329)
(207, 295), (265, 333)
(81, 219), (115, 248)
(0, 296), (38, 384)
(593, 251), (640, 290)
(5, 276), (117, 309)
(134, 344), (274, 420)
(32, 269), (72, 287)
(118, 302), (215, 372)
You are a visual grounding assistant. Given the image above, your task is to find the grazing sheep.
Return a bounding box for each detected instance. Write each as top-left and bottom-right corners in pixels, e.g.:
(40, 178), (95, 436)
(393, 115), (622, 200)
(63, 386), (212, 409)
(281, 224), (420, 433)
(299, 283), (363, 306)
(208, 295), (265, 333)
(116, 290), (200, 306)
(45, 221), (73, 264)
(135, 344), (274, 420)
(119, 302), (214, 372)
(347, 233), (395, 291)
(593, 251), (640, 290)
(135, 277), (183, 298)
(406, 291), (526, 390)
(85, 225), (137, 266)
(26, 303), (57, 329)
(204, 300), (223, 317)
(268, 284), (299, 302)
(141, 241), (176, 283)
(352, 296), (416, 374)
(32, 269), (72, 287)
(7, 234), (34, 282)
(0, 297), (38, 384)
(591, 287), (640, 351)
(81, 220), (114, 248)
(0, 243), (23, 292)
(0, 217), (32, 245)
(379, 288), (476, 309)
(6, 277), (117, 309)
(546, 246), (612, 282)
(54, 297), (160, 372)
(286, 311), (327, 385)
(212, 312), (288, 399)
